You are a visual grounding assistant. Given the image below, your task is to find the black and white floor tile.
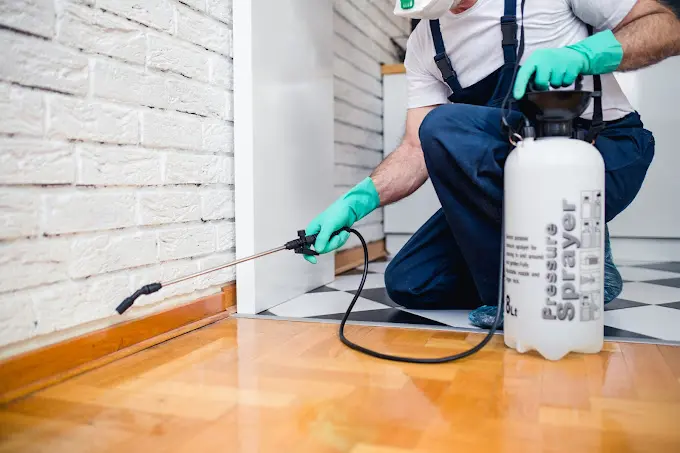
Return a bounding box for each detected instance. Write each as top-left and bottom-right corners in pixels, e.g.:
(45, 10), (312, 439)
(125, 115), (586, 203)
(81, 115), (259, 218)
(255, 259), (680, 345)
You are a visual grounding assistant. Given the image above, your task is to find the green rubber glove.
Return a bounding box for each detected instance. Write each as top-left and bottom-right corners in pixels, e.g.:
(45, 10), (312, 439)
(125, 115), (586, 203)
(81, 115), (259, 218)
(303, 177), (380, 264)
(513, 30), (623, 100)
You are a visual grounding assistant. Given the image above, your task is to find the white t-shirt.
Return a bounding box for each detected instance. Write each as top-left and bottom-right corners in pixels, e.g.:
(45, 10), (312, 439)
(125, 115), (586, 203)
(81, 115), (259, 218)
(404, 0), (637, 120)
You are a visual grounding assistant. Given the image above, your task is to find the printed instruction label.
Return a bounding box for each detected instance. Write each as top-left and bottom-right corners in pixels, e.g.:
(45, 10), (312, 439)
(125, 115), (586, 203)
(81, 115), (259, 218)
(504, 235), (542, 284)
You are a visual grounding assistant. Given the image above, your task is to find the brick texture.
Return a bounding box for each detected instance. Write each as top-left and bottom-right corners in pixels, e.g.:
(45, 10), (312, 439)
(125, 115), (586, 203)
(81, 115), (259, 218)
(57, 3), (146, 64)
(43, 190), (137, 234)
(166, 76), (228, 119)
(148, 34), (211, 82)
(141, 109), (203, 150)
(97, 0), (174, 33)
(0, 289), (38, 346)
(69, 231), (158, 278)
(0, 138), (74, 185)
(0, 29), (89, 95)
(202, 118), (233, 153)
(76, 144), (163, 186)
(0, 0), (55, 38)
(176, 4), (232, 56)
(158, 224), (215, 261)
(138, 189), (202, 225)
(30, 275), (131, 335)
(0, 238), (70, 292)
(209, 54), (234, 89)
(0, 189), (41, 240)
(215, 221), (235, 252)
(0, 83), (44, 136)
(165, 153), (231, 185)
(201, 189), (234, 221)
(92, 58), (168, 109)
(206, 0), (232, 24)
(47, 95), (139, 144)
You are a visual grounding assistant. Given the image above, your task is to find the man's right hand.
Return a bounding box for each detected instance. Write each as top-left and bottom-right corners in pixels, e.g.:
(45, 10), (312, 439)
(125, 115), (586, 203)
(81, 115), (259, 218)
(303, 177), (380, 264)
(303, 106), (435, 263)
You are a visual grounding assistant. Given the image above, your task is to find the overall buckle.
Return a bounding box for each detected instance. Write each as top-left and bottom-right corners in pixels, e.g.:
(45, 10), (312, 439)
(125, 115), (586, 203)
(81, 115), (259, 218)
(500, 15), (517, 47)
(434, 52), (456, 81)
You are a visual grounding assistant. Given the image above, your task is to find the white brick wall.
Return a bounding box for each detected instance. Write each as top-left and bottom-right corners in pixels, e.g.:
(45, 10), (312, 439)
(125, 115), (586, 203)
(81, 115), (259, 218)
(0, 29), (89, 95)
(0, 82), (44, 136)
(0, 138), (75, 184)
(0, 0), (235, 351)
(0, 0), (56, 38)
(333, 0), (409, 249)
(57, 2), (147, 64)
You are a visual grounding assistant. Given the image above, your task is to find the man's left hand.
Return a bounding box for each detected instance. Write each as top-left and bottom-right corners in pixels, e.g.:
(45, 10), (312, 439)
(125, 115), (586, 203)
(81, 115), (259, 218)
(512, 47), (587, 99)
(513, 30), (623, 100)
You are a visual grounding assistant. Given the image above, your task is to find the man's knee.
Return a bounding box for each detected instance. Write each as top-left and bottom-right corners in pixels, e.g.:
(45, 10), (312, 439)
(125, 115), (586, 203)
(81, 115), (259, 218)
(419, 104), (468, 151)
(385, 258), (455, 309)
(419, 104), (486, 166)
(385, 258), (435, 309)
(384, 258), (413, 307)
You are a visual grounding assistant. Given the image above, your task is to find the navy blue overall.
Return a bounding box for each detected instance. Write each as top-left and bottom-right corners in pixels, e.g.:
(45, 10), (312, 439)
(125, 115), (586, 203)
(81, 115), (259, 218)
(384, 1), (655, 310)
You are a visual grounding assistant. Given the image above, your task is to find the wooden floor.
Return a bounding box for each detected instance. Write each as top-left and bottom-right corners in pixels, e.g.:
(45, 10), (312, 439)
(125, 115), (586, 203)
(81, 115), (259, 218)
(1, 318), (680, 453)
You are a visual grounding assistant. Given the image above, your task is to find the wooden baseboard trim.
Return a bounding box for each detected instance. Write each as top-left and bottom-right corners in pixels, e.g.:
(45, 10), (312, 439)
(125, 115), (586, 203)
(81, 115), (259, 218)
(335, 238), (388, 275)
(0, 283), (236, 404)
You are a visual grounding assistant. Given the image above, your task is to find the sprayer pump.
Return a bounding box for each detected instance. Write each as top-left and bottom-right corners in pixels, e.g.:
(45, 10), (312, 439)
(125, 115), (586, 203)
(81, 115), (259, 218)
(519, 76), (598, 140)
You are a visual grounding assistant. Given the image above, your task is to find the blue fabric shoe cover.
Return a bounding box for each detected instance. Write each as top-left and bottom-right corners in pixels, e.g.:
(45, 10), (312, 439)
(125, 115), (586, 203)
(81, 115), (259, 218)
(604, 225), (622, 303)
(469, 305), (502, 329)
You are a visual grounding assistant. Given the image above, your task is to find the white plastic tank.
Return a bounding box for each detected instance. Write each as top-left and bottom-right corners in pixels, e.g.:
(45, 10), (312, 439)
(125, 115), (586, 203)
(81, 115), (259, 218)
(503, 89), (606, 360)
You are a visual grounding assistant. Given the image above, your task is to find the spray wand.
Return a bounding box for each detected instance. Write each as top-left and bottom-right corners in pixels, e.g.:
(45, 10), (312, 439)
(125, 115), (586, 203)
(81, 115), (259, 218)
(118, 225), (502, 364)
(116, 228), (335, 315)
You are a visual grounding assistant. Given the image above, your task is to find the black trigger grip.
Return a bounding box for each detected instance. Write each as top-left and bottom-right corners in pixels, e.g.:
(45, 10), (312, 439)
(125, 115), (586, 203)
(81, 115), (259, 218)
(294, 230), (318, 256)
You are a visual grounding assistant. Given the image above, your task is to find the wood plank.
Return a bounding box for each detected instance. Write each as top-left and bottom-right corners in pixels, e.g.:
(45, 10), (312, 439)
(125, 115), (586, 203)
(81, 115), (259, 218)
(2, 318), (679, 452)
(381, 63), (406, 75)
(659, 344), (680, 381)
(335, 238), (387, 275)
(0, 283), (236, 404)
(620, 343), (680, 402)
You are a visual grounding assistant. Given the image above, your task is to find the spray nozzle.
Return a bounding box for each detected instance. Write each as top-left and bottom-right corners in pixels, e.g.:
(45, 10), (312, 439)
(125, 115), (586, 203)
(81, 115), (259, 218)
(116, 283), (162, 314)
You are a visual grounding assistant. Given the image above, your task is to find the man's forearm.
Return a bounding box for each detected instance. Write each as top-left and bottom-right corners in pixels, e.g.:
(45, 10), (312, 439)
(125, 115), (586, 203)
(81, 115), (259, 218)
(615, 1), (680, 71)
(370, 143), (429, 206)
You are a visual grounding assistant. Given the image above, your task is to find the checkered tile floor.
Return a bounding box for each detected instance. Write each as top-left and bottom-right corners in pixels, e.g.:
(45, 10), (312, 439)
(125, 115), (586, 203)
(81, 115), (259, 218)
(254, 259), (680, 345)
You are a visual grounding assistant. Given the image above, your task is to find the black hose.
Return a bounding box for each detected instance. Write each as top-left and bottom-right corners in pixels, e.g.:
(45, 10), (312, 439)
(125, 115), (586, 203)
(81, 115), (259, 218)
(338, 228), (503, 363)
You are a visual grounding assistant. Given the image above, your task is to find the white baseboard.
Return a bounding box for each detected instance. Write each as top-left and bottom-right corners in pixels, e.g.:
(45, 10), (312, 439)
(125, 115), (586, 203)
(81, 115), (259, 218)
(610, 237), (680, 263)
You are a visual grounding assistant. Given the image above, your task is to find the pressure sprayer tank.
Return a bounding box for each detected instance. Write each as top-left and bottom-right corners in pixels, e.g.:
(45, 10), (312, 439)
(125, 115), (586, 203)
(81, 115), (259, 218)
(503, 88), (605, 361)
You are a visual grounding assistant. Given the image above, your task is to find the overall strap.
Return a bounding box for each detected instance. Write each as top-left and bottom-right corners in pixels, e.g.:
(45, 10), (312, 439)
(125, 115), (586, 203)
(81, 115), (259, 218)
(584, 24), (605, 143)
(429, 19), (463, 93)
(500, 0), (518, 65)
